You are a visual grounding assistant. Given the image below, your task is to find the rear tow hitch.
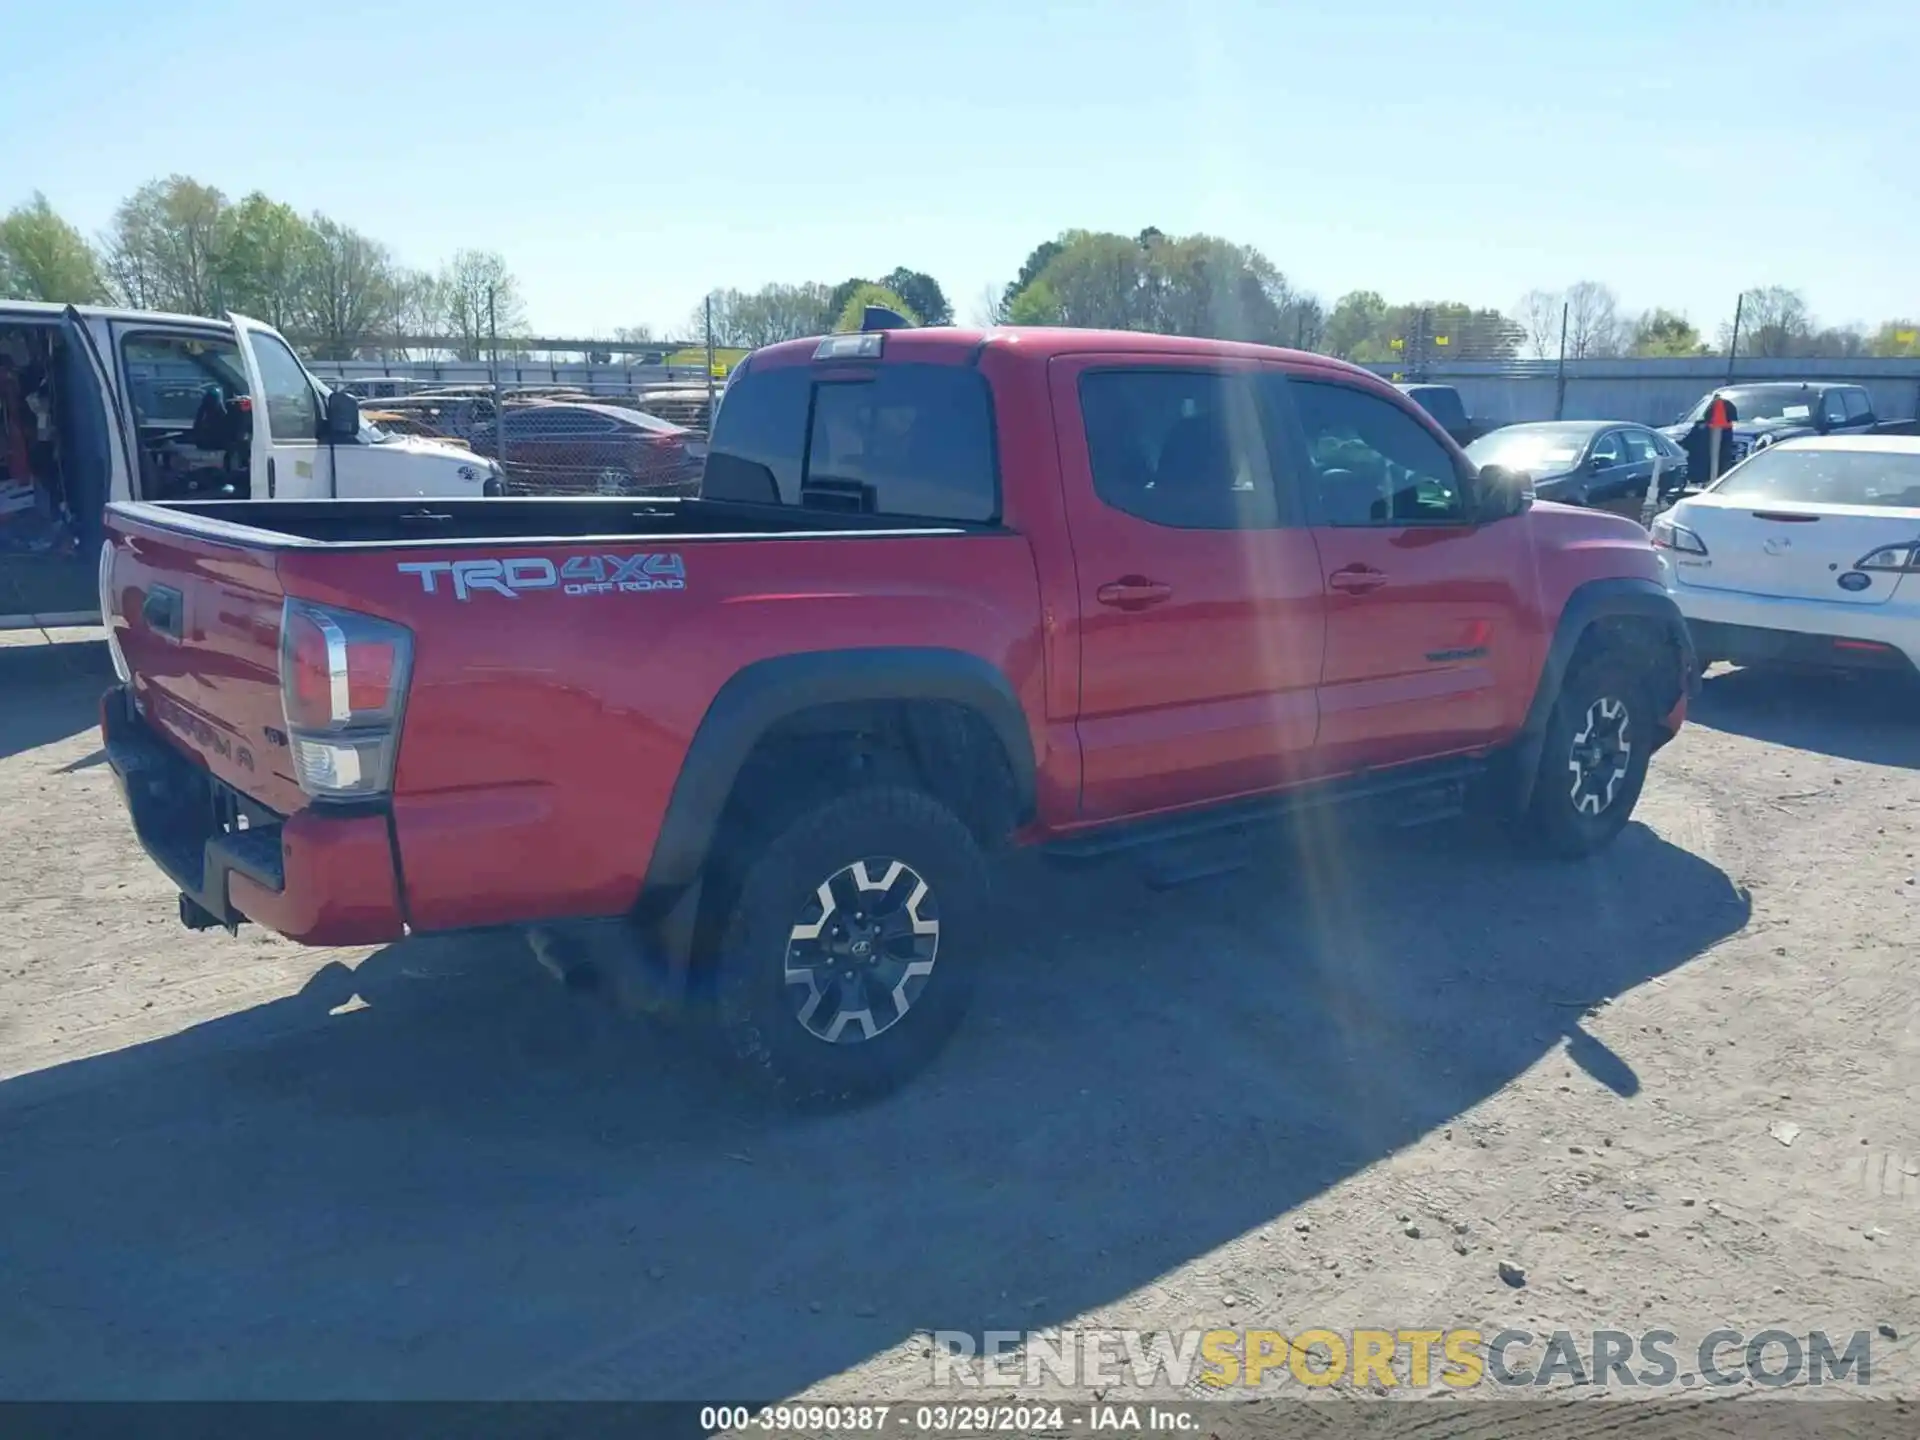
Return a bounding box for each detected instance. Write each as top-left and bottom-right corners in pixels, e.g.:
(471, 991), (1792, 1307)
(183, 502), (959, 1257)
(177, 894), (224, 932)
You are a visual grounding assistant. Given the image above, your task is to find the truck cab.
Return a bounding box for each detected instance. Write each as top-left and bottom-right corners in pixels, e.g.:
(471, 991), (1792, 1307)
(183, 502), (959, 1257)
(0, 302), (503, 627)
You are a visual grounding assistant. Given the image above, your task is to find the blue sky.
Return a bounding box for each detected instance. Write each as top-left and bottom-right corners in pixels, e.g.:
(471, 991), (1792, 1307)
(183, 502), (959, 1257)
(3, 0), (1914, 340)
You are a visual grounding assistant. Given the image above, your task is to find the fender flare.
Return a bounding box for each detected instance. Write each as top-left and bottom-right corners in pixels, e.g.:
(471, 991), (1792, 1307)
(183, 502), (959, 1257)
(642, 647), (1037, 894)
(1510, 577), (1697, 810)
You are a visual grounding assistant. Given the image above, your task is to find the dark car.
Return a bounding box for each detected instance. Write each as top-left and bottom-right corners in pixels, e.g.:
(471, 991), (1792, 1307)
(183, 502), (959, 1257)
(1657, 382), (1888, 473)
(469, 400), (705, 495)
(1395, 383), (1493, 447)
(1466, 421), (1688, 510)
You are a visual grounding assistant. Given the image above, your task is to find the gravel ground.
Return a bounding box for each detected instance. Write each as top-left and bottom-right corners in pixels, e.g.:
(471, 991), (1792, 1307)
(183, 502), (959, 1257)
(1, 633), (1915, 1408)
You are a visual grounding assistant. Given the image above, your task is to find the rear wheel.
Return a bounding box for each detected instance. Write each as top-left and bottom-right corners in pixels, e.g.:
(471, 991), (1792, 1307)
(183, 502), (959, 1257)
(1526, 652), (1654, 858)
(594, 466), (634, 496)
(714, 786), (987, 1104)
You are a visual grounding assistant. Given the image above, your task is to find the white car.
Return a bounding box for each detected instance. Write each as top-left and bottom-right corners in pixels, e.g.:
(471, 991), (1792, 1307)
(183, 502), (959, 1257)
(1653, 434), (1920, 675)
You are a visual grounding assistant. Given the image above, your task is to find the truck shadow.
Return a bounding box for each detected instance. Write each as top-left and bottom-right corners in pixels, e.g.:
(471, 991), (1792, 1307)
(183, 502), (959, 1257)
(0, 640), (112, 761)
(1689, 665), (1920, 770)
(0, 816), (1748, 1401)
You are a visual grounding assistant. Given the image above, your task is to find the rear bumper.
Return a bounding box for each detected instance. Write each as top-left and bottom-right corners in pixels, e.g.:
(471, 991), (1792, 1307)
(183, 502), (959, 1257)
(1688, 619), (1918, 675)
(1668, 578), (1920, 673)
(102, 685), (407, 946)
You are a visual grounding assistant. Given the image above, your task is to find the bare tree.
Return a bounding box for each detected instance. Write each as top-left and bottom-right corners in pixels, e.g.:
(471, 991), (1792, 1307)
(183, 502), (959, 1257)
(1514, 288), (1563, 359)
(972, 283), (1009, 327)
(1721, 285), (1812, 357)
(439, 250), (527, 361)
(1563, 280), (1623, 359)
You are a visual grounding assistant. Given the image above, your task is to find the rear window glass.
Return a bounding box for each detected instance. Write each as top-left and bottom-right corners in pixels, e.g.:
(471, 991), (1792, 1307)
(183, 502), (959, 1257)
(702, 361), (997, 522)
(1713, 448), (1920, 508)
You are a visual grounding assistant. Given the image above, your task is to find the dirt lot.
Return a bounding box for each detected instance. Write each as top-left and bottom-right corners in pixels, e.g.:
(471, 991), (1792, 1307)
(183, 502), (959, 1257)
(1, 633), (1915, 1405)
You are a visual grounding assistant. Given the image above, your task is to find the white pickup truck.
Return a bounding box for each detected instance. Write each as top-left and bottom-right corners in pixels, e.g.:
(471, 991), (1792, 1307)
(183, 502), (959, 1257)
(0, 301), (503, 627)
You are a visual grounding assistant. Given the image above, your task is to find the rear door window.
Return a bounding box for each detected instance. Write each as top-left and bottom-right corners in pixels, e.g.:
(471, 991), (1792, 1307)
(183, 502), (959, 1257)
(1843, 389), (1874, 421)
(1078, 368), (1282, 530)
(704, 361), (998, 521)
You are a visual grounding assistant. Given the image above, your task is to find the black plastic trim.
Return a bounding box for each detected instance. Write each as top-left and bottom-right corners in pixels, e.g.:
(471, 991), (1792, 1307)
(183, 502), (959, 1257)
(1509, 577), (1697, 810)
(1043, 754), (1485, 861)
(102, 685), (287, 929)
(641, 648), (1036, 893)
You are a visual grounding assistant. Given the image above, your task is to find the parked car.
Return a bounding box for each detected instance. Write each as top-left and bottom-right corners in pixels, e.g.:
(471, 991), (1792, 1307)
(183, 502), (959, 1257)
(1657, 382), (1902, 476)
(468, 401), (705, 495)
(0, 301), (503, 630)
(1654, 433), (1920, 676)
(1395, 382), (1494, 447)
(1467, 421), (1689, 510)
(98, 325), (1694, 1102)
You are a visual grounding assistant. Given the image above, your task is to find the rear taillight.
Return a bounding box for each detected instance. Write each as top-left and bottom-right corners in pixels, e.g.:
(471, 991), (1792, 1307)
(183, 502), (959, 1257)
(98, 540), (131, 683)
(279, 599), (414, 800)
(1650, 516), (1708, 555)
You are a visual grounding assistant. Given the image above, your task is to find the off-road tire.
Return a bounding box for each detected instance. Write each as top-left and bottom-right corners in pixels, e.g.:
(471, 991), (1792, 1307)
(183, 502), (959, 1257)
(714, 785), (988, 1105)
(1526, 650), (1655, 859)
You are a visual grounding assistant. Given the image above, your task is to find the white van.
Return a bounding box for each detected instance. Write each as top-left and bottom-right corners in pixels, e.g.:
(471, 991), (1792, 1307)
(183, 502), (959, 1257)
(0, 302), (503, 627)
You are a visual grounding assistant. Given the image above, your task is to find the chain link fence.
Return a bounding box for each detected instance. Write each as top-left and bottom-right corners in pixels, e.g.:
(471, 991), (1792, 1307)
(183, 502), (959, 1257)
(335, 368), (721, 498)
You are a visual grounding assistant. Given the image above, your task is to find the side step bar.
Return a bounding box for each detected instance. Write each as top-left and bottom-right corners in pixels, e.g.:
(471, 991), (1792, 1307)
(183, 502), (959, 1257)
(1042, 756), (1487, 865)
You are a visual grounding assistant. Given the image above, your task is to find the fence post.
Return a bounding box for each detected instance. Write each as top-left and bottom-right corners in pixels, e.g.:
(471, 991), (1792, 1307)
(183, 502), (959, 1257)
(1724, 292), (1744, 384)
(705, 295), (716, 436)
(1553, 302), (1569, 420)
(487, 284), (506, 476)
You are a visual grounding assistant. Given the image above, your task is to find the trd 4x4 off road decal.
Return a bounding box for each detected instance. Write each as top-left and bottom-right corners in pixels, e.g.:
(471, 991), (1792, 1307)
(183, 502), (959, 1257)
(397, 553), (687, 600)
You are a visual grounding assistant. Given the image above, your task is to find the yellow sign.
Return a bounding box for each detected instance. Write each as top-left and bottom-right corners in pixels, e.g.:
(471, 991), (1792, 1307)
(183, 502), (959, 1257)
(1390, 338), (1405, 350)
(1434, 335), (1450, 346)
(1897, 330), (1917, 345)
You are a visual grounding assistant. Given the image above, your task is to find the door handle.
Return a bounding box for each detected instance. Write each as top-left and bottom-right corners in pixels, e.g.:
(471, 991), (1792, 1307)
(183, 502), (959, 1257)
(1328, 565), (1387, 594)
(1096, 577), (1174, 610)
(266, 456), (276, 499)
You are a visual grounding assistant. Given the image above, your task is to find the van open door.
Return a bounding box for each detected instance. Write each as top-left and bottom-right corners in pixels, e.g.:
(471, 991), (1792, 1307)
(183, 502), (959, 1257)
(227, 313), (332, 500)
(0, 310), (134, 628)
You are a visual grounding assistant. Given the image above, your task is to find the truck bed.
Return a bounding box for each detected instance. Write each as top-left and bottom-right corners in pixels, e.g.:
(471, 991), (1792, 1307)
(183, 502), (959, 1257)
(113, 495), (988, 548)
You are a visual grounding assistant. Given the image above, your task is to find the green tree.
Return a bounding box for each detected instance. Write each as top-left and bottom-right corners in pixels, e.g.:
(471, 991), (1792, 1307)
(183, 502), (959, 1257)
(879, 267), (952, 326)
(1004, 278), (1061, 326)
(299, 216), (398, 359)
(1001, 239), (1065, 311)
(213, 192), (315, 332)
(834, 282), (919, 331)
(0, 192), (108, 303)
(698, 282), (834, 348)
(386, 269), (447, 357)
(102, 175), (229, 313)
(1322, 290), (1389, 359)
(1629, 307), (1705, 357)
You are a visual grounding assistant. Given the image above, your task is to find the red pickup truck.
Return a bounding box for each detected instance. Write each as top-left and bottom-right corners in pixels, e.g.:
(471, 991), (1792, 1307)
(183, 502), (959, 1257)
(100, 326), (1696, 1101)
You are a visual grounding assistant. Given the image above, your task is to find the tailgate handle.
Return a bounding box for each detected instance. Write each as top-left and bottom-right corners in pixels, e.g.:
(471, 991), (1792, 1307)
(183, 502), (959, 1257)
(142, 585), (184, 642)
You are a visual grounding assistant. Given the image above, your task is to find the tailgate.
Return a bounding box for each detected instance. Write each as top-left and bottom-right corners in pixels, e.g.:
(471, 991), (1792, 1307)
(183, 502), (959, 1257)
(1670, 495), (1915, 605)
(103, 513), (306, 814)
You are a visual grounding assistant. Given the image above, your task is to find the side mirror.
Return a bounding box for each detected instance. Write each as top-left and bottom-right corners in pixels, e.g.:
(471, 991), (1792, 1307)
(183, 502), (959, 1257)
(1474, 464), (1533, 522)
(324, 388), (360, 442)
(1588, 452), (1612, 472)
